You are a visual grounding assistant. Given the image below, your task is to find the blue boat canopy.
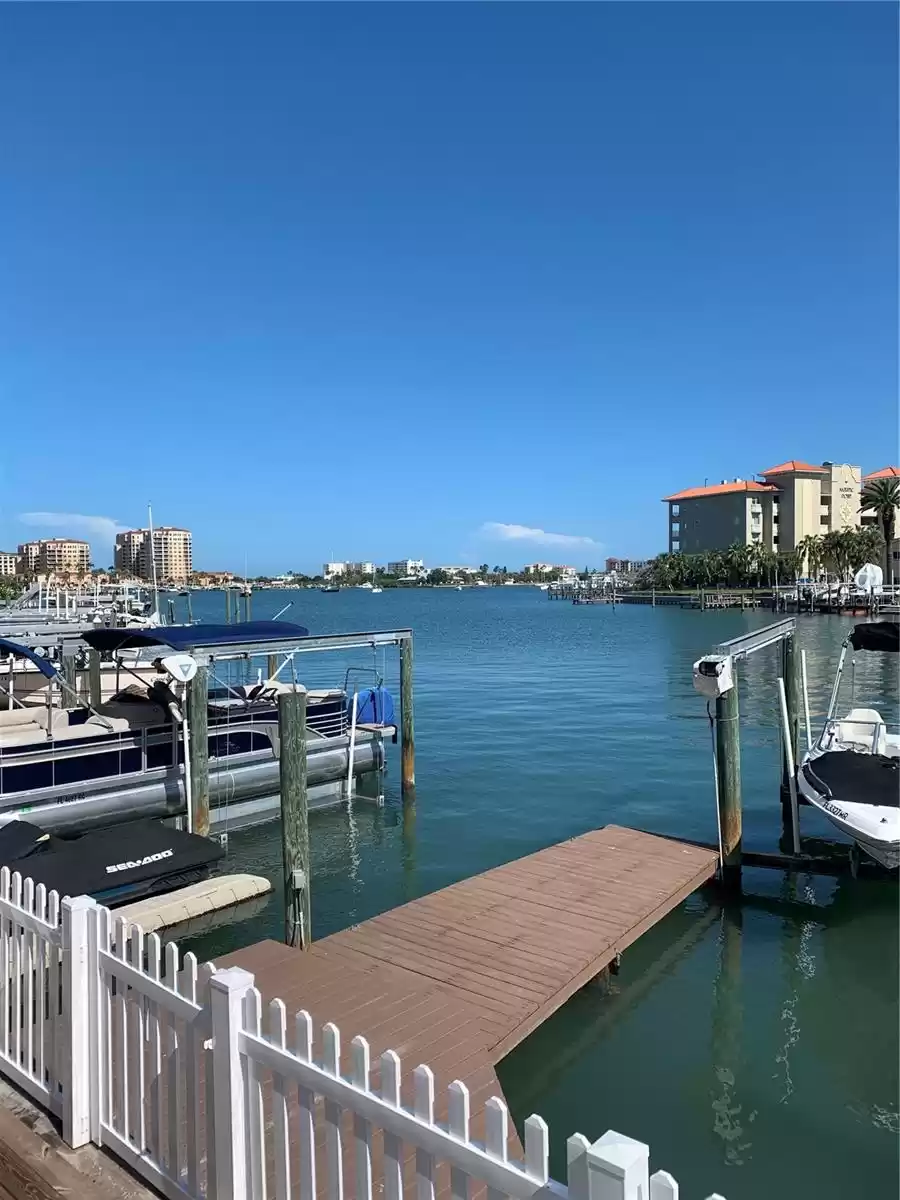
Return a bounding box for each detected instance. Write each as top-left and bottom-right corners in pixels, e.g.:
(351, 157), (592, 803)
(0, 638), (59, 679)
(82, 620), (310, 654)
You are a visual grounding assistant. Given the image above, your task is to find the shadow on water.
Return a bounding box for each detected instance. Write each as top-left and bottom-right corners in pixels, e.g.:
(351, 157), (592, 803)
(498, 872), (898, 1200)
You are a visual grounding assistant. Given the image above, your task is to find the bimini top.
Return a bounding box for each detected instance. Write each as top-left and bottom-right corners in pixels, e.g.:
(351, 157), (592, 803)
(849, 621), (899, 653)
(0, 638), (58, 679)
(82, 620), (310, 655)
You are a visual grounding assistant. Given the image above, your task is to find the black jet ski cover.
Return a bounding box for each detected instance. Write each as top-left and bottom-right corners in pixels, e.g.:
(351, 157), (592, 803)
(0, 819), (224, 901)
(849, 621), (899, 653)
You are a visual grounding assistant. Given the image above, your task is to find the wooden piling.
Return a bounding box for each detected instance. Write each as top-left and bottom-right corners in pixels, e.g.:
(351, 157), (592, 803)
(187, 665), (210, 836)
(278, 689), (311, 948)
(780, 635), (800, 813)
(400, 635), (415, 794)
(715, 673), (743, 891)
(88, 650), (102, 708)
(225, 589), (232, 624)
(267, 654), (278, 681)
(186, 592), (194, 623)
(243, 592), (252, 623)
(59, 652), (77, 703)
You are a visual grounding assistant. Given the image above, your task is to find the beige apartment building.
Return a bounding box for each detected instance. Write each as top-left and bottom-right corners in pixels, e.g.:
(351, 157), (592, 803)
(0, 552), (18, 578)
(115, 527), (193, 583)
(665, 460), (866, 554)
(16, 538), (91, 576)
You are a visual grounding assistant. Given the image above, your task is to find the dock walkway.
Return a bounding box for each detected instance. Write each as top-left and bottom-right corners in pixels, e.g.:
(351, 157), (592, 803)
(225, 825), (717, 1135)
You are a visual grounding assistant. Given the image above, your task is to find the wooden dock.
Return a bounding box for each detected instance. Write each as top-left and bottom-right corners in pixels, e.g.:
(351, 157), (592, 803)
(223, 825), (717, 1141)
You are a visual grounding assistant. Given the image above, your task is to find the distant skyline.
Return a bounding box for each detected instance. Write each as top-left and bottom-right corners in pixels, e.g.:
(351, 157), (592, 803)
(1, 5), (896, 573)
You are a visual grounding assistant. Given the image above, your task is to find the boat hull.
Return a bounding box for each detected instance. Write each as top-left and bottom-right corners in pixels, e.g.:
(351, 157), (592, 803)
(2, 733), (384, 835)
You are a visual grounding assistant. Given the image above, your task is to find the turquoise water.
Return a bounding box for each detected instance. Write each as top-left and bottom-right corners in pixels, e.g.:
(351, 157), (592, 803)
(181, 588), (897, 1198)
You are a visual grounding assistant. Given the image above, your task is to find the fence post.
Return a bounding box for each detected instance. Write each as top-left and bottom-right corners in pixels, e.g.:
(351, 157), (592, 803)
(209, 967), (255, 1200)
(61, 895), (96, 1148)
(584, 1130), (649, 1199)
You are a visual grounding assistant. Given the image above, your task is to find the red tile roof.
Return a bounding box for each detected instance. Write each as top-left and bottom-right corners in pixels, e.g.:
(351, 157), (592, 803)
(863, 466), (900, 480)
(759, 460), (827, 476)
(663, 481), (778, 502)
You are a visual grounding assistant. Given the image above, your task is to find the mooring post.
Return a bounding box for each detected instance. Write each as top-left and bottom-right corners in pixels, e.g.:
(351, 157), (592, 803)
(278, 688), (311, 948)
(651, 587), (656, 607)
(267, 654), (278, 681)
(225, 588), (232, 624)
(715, 668), (742, 891)
(400, 635), (415, 794)
(88, 649), (102, 708)
(186, 592), (193, 624)
(243, 592), (252, 623)
(780, 635), (800, 821)
(60, 651), (78, 704)
(187, 664), (210, 836)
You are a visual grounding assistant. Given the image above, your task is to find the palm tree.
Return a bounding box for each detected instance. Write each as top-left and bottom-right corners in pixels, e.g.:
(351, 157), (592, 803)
(797, 534), (824, 581)
(860, 479), (900, 578)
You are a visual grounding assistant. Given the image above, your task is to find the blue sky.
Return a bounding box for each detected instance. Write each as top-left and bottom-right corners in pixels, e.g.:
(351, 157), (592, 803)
(1, 5), (896, 573)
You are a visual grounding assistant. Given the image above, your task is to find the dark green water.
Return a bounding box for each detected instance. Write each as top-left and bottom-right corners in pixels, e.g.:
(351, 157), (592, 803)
(181, 588), (898, 1198)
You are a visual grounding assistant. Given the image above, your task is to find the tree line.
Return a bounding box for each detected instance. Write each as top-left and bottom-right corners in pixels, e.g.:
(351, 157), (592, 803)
(637, 527), (887, 591)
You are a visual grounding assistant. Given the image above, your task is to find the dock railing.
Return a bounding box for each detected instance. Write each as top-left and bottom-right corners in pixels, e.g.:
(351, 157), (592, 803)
(0, 869), (727, 1200)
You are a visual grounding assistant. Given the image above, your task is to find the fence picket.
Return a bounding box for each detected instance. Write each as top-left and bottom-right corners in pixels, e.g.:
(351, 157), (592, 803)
(164, 940), (182, 1181)
(22, 878), (33, 1084)
(0, 867), (9, 1063)
(351, 1036), (373, 1200)
(295, 1011), (317, 1200)
(33, 884), (46, 1089)
(413, 1065), (435, 1200)
(180, 952), (201, 1195)
(485, 1097), (509, 1200)
(650, 1171), (679, 1199)
(47, 890), (59, 1102)
(244, 987), (267, 1200)
(96, 905), (111, 1132)
(145, 933), (162, 1159)
(198, 963), (217, 1200)
(322, 1022), (344, 1200)
(524, 1116), (549, 1184)
(380, 1050), (403, 1200)
(112, 917), (129, 1141)
(127, 925), (146, 1150)
(11, 873), (21, 1070)
(448, 1081), (471, 1200)
(269, 1000), (291, 1200)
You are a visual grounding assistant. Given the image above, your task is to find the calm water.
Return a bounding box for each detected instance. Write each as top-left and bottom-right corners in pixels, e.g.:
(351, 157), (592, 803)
(180, 587), (897, 1198)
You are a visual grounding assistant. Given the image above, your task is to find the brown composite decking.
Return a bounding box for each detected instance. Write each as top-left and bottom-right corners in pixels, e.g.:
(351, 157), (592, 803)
(223, 826), (717, 1125)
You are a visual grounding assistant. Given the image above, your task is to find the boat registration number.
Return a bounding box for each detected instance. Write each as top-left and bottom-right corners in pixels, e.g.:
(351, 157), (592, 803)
(823, 800), (850, 822)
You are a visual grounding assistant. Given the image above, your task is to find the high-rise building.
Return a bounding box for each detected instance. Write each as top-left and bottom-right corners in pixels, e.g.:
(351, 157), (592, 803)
(664, 460), (864, 555)
(115, 527), (192, 583)
(0, 552), (18, 577)
(387, 559), (426, 579)
(16, 539), (91, 576)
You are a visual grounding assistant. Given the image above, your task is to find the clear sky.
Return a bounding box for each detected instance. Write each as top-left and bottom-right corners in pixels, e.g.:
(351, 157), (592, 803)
(1, 4), (896, 573)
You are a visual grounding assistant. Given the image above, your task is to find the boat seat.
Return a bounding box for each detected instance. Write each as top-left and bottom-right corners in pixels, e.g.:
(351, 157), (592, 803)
(48, 715), (133, 740)
(836, 708), (886, 754)
(33, 708), (70, 732)
(93, 700), (168, 728)
(0, 708), (42, 728)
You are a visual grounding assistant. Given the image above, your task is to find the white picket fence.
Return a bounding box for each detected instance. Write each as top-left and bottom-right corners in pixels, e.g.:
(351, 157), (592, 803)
(0, 872), (727, 1200)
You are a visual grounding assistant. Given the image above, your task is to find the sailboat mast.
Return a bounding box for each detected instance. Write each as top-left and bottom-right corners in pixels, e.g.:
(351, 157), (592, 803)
(147, 503), (160, 618)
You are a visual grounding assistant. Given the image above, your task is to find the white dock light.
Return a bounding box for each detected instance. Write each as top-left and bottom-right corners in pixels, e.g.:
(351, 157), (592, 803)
(692, 654), (734, 699)
(161, 653), (198, 683)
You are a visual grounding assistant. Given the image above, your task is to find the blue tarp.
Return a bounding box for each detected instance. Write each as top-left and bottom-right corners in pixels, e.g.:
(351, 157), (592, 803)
(0, 638), (59, 679)
(82, 620), (310, 654)
(352, 686), (396, 727)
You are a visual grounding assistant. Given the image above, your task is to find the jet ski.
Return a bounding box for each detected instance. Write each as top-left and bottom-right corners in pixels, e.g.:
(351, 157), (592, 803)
(798, 620), (900, 869)
(0, 817), (225, 906)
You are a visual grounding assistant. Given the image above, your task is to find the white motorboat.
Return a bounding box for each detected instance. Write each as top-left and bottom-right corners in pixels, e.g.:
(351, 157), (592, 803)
(371, 587), (383, 594)
(797, 620), (899, 868)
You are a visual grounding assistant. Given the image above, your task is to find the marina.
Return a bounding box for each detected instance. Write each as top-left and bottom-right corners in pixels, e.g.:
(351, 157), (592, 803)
(0, 588), (894, 1200)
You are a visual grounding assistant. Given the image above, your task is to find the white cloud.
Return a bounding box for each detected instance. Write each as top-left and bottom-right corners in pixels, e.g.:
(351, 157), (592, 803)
(479, 522), (599, 548)
(18, 512), (128, 546)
